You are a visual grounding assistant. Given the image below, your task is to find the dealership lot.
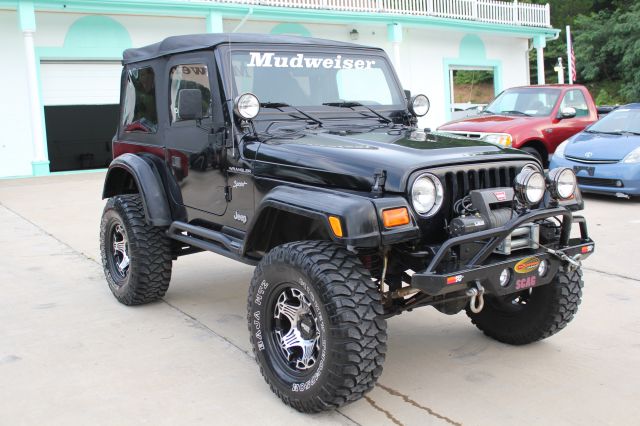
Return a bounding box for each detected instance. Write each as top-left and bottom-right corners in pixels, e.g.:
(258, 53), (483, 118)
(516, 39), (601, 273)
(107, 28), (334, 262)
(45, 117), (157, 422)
(1, 172), (639, 425)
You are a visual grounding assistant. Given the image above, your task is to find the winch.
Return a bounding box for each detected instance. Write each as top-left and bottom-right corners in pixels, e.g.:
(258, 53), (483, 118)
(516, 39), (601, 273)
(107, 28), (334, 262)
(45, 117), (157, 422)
(449, 187), (540, 255)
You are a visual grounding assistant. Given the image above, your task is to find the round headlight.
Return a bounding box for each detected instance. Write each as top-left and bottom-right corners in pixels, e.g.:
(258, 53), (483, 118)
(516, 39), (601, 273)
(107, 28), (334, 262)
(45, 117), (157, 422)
(409, 94), (430, 117)
(411, 173), (444, 216)
(234, 93), (260, 120)
(514, 168), (546, 205)
(547, 167), (577, 200)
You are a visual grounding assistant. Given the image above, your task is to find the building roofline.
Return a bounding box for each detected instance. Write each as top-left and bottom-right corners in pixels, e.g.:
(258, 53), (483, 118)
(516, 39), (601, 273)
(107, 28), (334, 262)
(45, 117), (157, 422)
(1, 0), (560, 40)
(122, 33), (381, 63)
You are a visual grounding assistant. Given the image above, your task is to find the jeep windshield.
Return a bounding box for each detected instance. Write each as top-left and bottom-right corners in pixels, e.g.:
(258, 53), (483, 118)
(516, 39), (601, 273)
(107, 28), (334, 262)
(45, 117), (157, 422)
(228, 49), (405, 115)
(483, 88), (561, 117)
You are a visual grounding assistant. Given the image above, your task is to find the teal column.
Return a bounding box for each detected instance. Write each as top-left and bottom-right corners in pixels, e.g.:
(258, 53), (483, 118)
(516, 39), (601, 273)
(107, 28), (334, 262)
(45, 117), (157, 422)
(387, 23), (403, 81)
(206, 11), (223, 33)
(533, 35), (547, 85)
(19, 0), (49, 176)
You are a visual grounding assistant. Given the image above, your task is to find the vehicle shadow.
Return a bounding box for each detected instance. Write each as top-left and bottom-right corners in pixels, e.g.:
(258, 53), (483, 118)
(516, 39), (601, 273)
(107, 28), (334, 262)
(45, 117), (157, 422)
(165, 254), (581, 422)
(582, 192), (640, 203)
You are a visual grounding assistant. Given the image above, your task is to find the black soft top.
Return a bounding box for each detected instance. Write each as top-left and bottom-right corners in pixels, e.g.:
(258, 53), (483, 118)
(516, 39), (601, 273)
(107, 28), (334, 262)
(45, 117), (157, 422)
(123, 33), (375, 64)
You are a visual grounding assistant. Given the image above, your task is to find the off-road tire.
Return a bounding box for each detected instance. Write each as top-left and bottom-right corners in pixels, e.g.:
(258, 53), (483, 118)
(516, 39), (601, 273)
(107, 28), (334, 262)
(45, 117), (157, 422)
(100, 194), (172, 305)
(522, 146), (545, 166)
(467, 269), (584, 345)
(247, 241), (387, 413)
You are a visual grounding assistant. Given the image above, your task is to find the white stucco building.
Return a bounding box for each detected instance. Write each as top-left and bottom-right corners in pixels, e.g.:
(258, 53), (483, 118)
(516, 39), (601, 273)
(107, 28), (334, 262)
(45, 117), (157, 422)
(0, 0), (558, 177)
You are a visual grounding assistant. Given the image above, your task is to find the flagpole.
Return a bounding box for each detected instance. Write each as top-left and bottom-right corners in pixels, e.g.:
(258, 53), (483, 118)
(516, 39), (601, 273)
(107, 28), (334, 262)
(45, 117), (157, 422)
(566, 25), (574, 84)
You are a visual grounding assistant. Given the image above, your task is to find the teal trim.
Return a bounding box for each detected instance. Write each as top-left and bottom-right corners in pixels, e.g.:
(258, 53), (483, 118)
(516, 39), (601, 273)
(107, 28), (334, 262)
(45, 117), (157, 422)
(459, 33), (486, 59)
(387, 23), (402, 43)
(533, 34), (546, 49)
(17, 0), (36, 31)
(36, 15), (131, 60)
(64, 15), (131, 49)
(206, 10), (223, 32)
(270, 22), (311, 37)
(8, 1), (559, 40)
(443, 34), (503, 122)
(50, 168), (107, 176)
(31, 160), (50, 176)
(0, 167), (106, 180)
(34, 50), (49, 166)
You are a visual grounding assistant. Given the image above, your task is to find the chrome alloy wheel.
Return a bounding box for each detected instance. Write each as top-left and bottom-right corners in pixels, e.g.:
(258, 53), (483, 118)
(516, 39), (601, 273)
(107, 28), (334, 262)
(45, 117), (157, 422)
(272, 287), (321, 371)
(111, 223), (130, 279)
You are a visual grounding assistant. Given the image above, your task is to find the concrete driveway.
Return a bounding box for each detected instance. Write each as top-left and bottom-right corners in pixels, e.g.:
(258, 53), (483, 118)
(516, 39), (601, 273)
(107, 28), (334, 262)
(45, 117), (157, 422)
(1, 172), (639, 425)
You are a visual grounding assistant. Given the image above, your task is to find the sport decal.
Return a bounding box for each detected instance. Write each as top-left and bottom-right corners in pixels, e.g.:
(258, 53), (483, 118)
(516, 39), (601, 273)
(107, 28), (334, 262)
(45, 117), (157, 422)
(247, 52), (376, 70)
(514, 256), (541, 274)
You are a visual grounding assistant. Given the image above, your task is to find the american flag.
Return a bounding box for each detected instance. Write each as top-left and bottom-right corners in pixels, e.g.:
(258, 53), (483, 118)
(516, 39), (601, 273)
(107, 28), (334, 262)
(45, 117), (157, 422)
(570, 35), (577, 82)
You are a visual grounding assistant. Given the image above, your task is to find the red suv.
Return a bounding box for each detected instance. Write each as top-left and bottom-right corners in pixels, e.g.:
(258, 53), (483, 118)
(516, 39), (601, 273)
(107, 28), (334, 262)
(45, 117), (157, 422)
(438, 85), (598, 165)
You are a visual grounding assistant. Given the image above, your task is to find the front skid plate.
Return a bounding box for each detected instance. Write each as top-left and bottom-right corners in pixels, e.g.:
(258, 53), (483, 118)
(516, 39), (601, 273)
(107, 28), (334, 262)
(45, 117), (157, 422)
(411, 241), (594, 297)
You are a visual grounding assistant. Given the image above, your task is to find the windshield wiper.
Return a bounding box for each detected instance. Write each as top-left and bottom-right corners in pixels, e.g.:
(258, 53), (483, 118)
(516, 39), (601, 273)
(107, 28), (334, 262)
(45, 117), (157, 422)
(322, 101), (392, 124)
(586, 129), (623, 135)
(623, 131), (640, 136)
(261, 102), (323, 127)
(500, 110), (532, 117)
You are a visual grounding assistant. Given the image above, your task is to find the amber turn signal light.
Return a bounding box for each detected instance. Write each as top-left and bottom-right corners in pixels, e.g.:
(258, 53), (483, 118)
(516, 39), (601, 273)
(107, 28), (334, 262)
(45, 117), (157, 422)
(328, 216), (344, 238)
(382, 207), (410, 228)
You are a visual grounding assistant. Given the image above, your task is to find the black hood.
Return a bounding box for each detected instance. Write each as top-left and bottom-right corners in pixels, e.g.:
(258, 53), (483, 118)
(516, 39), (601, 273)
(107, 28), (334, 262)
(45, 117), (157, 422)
(252, 129), (533, 193)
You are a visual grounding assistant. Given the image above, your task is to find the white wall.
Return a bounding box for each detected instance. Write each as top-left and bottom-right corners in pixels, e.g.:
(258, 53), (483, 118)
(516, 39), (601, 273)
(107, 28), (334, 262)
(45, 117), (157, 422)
(0, 10), (35, 178)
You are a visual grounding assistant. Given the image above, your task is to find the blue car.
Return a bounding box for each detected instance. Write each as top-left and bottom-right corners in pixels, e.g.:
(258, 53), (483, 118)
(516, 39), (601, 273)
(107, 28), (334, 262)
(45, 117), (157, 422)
(550, 103), (640, 197)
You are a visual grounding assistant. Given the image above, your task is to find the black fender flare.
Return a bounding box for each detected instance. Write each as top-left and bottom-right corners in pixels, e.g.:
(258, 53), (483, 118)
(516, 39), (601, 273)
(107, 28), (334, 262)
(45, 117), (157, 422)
(102, 153), (173, 227)
(243, 186), (420, 255)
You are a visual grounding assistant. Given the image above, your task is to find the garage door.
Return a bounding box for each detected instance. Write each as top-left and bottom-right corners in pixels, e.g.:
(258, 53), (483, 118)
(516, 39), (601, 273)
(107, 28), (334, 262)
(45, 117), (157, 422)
(41, 61), (122, 106)
(40, 61), (122, 172)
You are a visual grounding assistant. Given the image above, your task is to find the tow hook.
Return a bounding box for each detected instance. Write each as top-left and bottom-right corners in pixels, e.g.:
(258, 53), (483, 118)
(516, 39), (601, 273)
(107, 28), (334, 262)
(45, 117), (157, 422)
(466, 281), (485, 313)
(544, 247), (583, 272)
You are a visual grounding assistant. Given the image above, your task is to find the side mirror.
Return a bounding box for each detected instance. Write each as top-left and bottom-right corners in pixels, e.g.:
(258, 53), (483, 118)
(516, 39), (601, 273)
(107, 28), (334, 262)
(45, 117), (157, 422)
(177, 89), (204, 121)
(559, 107), (577, 119)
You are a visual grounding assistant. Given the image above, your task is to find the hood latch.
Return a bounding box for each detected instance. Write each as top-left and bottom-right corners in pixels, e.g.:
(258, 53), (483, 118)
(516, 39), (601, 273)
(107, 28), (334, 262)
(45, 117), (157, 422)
(372, 169), (387, 196)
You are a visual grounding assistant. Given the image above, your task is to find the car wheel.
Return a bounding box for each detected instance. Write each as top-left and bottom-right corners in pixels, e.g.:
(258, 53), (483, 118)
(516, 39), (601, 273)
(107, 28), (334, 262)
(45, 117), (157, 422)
(522, 146), (545, 166)
(100, 194), (172, 305)
(466, 269), (583, 345)
(247, 241), (387, 412)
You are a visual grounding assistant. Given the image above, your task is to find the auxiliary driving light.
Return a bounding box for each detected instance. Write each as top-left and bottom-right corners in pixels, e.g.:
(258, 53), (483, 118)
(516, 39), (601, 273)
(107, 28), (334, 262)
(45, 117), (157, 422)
(499, 268), (511, 287)
(538, 259), (549, 277)
(514, 167), (546, 205)
(409, 94), (430, 117)
(234, 93), (260, 120)
(547, 167), (577, 200)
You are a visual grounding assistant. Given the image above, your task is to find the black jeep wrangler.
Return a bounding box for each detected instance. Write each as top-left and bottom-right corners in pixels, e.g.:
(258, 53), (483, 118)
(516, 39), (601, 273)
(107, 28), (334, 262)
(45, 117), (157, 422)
(100, 33), (594, 413)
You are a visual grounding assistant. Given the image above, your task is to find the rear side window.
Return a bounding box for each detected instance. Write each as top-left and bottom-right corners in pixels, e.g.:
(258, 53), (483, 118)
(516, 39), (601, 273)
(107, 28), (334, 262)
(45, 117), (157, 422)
(169, 64), (212, 123)
(560, 90), (589, 117)
(122, 67), (158, 133)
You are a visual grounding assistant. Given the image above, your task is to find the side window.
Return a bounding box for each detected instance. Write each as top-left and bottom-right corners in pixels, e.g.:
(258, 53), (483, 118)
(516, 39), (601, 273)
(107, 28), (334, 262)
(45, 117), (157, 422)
(560, 90), (589, 117)
(122, 67), (158, 133)
(169, 64), (212, 123)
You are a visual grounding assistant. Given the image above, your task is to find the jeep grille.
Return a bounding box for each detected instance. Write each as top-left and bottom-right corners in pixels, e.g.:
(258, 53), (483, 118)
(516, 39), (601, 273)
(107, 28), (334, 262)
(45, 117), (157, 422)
(415, 161), (532, 243)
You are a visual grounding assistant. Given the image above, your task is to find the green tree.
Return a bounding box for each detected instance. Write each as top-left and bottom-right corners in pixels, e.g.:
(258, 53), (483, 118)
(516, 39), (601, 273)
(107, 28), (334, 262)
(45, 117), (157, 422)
(574, 2), (640, 102)
(525, 0), (638, 102)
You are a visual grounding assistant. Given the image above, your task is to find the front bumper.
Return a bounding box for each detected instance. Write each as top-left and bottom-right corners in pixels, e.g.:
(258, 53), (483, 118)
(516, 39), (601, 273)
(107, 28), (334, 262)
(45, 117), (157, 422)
(411, 207), (594, 297)
(550, 155), (640, 196)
